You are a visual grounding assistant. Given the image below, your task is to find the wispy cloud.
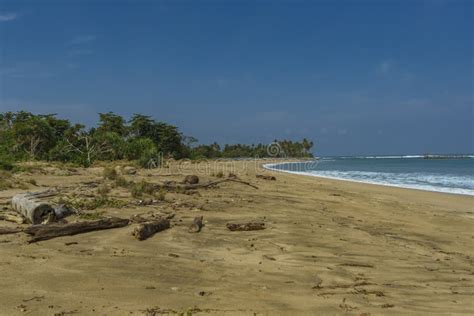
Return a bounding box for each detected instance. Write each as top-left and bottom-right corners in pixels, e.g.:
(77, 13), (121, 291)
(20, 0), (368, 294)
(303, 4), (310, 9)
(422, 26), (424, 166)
(69, 35), (96, 45)
(0, 12), (18, 22)
(376, 59), (393, 75)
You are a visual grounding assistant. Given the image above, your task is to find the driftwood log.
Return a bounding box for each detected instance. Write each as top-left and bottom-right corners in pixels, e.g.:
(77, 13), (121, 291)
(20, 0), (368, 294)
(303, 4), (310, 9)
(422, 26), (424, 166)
(188, 216), (203, 233)
(226, 222), (266, 231)
(0, 227), (23, 235)
(25, 217), (130, 243)
(132, 218), (170, 240)
(0, 212), (26, 224)
(256, 174), (276, 181)
(11, 192), (55, 224)
(157, 178), (258, 191)
(183, 175), (199, 184)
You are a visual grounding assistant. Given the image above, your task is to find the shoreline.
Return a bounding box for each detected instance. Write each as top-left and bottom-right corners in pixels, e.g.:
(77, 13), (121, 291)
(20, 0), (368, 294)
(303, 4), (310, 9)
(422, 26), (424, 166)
(263, 161), (474, 197)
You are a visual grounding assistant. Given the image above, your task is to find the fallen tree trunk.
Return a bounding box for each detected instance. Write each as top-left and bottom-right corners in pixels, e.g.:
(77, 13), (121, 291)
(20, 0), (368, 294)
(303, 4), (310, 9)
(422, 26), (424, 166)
(11, 192), (55, 224)
(157, 178), (258, 191)
(132, 218), (170, 240)
(25, 217), (130, 243)
(226, 222), (266, 231)
(188, 216), (203, 233)
(0, 227), (23, 235)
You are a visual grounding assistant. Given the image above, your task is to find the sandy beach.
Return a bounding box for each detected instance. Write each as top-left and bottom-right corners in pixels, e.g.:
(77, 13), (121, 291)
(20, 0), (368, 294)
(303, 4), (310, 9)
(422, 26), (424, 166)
(0, 160), (473, 315)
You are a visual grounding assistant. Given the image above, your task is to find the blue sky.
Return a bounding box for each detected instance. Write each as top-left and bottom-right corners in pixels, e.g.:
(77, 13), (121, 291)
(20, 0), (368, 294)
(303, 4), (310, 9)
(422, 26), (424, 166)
(0, 0), (472, 156)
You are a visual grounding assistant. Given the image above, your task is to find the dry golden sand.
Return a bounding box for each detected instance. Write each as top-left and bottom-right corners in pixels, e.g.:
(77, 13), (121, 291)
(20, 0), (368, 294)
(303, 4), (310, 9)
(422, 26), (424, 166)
(0, 160), (473, 315)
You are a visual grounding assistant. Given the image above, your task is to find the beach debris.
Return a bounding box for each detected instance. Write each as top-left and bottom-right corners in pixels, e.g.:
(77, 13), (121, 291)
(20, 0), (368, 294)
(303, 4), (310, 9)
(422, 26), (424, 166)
(157, 178), (258, 191)
(25, 217), (130, 243)
(338, 262), (374, 268)
(11, 191), (57, 224)
(183, 175), (199, 185)
(256, 174), (276, 181)
(132, 218), (171, 240)
(53, 204), (75, 219)
(0, 226), (23, 235)
(11, 191), (77, 224)
(0, 212), (27, 224)
(130, 212), (175, 224)
(226, 222), (266, 231)
(188, 216), (203, 233)
(136, 198), (162, 206)
(123, 166), (137, 175)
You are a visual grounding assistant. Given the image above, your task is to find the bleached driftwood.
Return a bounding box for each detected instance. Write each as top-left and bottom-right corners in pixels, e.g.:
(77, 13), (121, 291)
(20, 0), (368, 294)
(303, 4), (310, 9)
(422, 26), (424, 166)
(0, 212), (26, 224)
(11, 190), (75, 224)
(11, 192), (56, 224)
(25, 217), (130, 243)
(132, 218), (170, 240)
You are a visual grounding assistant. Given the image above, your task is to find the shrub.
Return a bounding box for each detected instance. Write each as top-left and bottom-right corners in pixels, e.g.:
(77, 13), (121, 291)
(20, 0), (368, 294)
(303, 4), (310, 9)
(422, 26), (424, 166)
(0, 171), (12, 190)
(114, 176), (129, 188)
(97, 184), (110, 197)
(103, 166), (118, 180)
(216, 171), (224, 178)
(0, 160), (15, 171)
(124, 137), (157, 161)
(130, 180), (156, 198)
(138, 148), (160, 168)
(155, 187), (166, 201)
(55, 196), (127, 210)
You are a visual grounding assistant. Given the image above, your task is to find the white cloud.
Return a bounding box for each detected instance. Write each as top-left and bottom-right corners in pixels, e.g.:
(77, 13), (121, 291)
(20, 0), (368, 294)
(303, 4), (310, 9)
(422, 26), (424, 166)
(0, 13), (17, 22)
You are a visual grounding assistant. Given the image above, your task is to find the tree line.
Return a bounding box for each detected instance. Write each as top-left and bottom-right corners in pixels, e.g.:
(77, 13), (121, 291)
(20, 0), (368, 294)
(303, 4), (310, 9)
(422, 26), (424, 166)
(0, 111), (314, 169)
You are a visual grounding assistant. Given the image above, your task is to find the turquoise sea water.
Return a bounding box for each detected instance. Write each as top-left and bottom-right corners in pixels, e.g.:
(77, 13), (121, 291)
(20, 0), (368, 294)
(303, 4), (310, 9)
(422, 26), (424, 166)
(264, 156), (474, 195)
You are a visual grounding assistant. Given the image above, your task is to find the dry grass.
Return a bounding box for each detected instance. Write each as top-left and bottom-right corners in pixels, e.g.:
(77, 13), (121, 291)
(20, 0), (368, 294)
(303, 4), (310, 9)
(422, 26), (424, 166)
(103, 166), (118, 180)
(130, 180), (156, 198)
(97, 184), (111, 197)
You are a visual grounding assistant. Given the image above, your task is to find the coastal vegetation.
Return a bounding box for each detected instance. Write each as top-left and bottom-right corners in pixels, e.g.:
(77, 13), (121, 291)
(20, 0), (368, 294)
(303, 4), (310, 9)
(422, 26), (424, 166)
(0, 111), (314, 169)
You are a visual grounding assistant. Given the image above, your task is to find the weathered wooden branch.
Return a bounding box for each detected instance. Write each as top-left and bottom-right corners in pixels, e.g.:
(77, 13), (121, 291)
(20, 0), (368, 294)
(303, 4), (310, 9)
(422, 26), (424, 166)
(188, 216), (203, 233)
(130, 213), (175, 224)
(0, 213), (26, 224)
(132, 218), (170, 240)
(156, 178), (258, 191)
(25, 217), (130, 243)
(0, 227), (23, 235)
(11, 192), (55, 224)
(226, 222), (266, 231)
(256, 174), (276, 181)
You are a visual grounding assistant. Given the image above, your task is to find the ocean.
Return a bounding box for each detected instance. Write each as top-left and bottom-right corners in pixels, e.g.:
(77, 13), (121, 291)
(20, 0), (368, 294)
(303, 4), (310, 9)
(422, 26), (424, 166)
(264, 155), (474, 196)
